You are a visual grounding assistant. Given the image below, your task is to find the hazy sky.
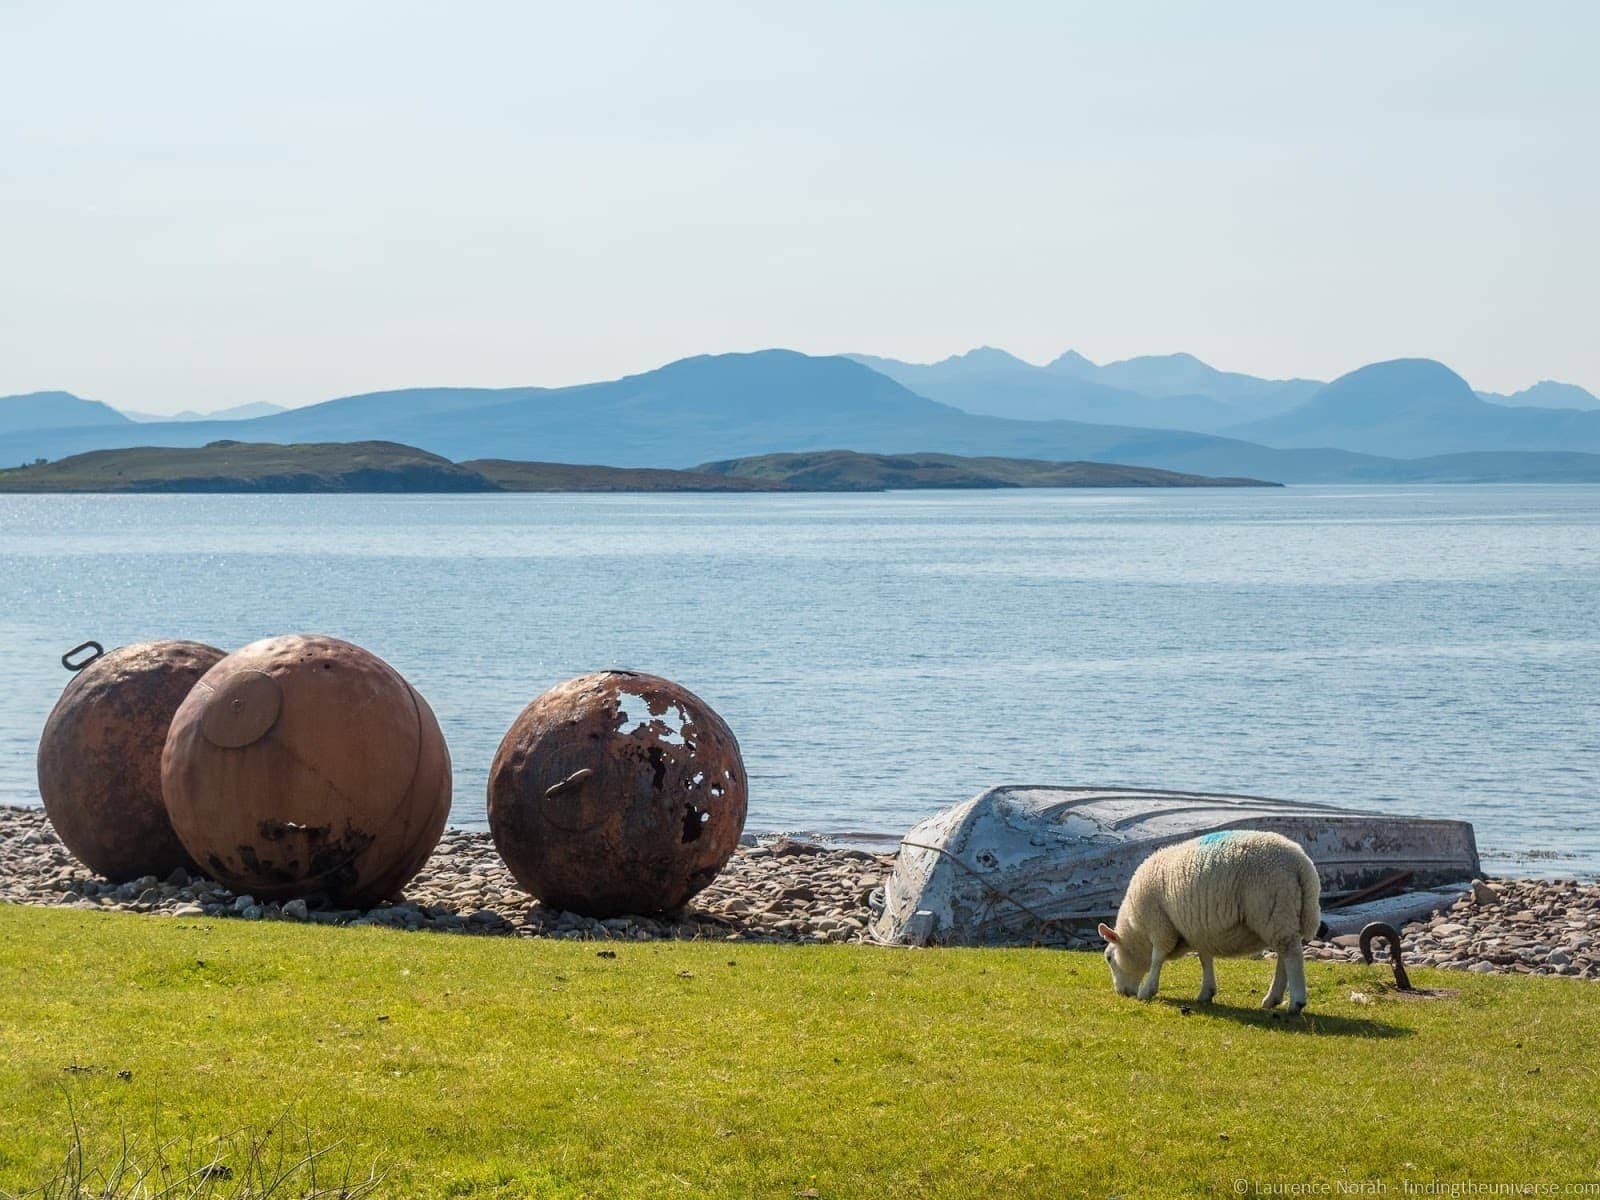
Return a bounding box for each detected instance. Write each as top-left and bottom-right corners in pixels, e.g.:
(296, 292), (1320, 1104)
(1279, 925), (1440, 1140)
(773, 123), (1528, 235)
(3, 2), (1596, 413)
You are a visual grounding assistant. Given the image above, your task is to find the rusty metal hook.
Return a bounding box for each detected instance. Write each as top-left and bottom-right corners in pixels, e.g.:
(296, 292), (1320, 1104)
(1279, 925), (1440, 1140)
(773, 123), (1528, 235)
(1359, 921), (1413, 991)
(61, 641), (104, 672)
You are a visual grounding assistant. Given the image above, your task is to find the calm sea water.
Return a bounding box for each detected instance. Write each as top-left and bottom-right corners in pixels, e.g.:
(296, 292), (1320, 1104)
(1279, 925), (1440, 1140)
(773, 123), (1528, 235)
(1, 486), (1596, 877)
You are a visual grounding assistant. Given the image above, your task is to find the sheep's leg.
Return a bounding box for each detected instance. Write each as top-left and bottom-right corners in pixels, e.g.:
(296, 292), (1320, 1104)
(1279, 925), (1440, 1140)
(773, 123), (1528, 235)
(1261, 955), (1287, 1009)
(1281, 942), (1308, 1014)
(1137, 946), (1168, 1002)
(1197, 955), (1216, 1004)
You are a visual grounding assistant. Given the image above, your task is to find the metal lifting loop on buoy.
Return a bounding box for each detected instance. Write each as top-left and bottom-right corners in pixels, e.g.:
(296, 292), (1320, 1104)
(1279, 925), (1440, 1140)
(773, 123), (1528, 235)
(61, 641), (105, 672)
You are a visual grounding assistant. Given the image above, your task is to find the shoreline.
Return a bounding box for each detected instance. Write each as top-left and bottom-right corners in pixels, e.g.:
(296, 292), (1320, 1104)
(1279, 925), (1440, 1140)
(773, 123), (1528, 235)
(2, 806), (1595, 977)
(0, 806), (890, 945)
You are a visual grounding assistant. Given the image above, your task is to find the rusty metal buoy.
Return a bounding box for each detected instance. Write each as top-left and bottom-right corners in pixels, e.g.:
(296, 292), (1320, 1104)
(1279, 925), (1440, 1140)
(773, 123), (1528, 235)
(37, 639), (226, 881)
(488, 671), (748, 917)
(161, 634), (451, 907)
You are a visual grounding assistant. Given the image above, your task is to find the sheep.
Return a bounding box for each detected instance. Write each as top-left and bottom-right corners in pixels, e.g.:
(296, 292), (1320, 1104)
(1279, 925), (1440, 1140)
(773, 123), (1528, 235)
(1096, 829), (1322, 1013)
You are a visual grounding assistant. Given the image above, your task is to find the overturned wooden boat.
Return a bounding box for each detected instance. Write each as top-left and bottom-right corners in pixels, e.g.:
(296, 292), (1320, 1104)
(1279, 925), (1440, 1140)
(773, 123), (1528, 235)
(869, 785), (1480, 947)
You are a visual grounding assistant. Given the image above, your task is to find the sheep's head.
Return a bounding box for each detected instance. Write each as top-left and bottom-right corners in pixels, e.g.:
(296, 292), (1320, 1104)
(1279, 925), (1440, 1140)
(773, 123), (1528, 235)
(1097, 922), (1147, 997)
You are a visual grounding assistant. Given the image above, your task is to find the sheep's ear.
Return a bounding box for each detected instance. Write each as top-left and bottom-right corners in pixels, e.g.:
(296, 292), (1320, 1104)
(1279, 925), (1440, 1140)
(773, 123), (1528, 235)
(1098, 922), (1119, 944)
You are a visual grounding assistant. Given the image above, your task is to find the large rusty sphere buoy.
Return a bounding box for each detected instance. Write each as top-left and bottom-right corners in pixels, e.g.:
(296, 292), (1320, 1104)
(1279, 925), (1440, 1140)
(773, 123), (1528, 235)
(488, 671), (748, 917)
(37, 639), (226, 881)
(161, 634), (450, 907)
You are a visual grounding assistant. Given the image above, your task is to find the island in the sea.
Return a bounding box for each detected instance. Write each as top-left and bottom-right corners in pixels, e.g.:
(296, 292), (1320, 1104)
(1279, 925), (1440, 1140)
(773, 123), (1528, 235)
(0, 440), (1282, 493)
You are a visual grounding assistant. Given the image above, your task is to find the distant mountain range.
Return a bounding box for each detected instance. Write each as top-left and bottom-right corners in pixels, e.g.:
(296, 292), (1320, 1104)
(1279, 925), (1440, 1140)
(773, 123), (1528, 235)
(120, 401), (288, 423)
(0, 392), (290, 437)
(851, 349), (1600, 456)
(849, 348), (1320, 430)
(3, 349), (1598, 484)
(1477, 381), (1600, 410)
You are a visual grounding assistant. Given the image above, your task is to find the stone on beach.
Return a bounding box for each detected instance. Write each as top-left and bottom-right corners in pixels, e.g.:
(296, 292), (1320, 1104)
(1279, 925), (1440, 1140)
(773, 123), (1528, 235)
(0, 806), (891, 946)
(3, 805), (1597, 976)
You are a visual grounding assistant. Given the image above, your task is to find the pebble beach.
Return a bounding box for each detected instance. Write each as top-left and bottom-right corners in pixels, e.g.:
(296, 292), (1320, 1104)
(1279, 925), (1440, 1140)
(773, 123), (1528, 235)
(3, 805), (1596, 979)
(0, 806), (889, 945)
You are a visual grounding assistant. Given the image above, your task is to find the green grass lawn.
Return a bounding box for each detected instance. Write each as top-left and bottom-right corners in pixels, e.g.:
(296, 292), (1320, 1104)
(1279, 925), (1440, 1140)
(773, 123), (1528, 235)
(1, 904), (1596, 1198)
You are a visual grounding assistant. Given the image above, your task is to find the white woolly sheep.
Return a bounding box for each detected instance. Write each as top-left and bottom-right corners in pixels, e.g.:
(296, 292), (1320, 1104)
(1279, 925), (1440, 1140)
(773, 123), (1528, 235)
(1097, 829), (1322, 1013)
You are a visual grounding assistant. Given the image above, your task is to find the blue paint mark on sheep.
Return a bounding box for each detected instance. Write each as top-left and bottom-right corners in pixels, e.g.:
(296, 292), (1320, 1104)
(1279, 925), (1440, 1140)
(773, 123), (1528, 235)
(1197, 831), (1235, 846)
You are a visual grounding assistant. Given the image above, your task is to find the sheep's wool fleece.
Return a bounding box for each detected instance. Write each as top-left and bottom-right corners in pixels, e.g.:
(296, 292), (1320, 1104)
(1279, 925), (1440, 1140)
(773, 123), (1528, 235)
(1119, 830), (1321, 955)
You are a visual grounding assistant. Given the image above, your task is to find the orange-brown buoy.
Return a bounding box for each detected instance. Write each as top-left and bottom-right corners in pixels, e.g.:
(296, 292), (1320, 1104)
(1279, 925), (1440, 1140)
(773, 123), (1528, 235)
(37, 639), (225, 881)
(161, 634), (450, 906)
(488, 671), (747, 917)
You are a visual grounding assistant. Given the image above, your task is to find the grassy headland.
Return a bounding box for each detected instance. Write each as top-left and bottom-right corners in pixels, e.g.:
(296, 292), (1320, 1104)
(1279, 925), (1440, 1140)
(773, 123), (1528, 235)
(461, 458), (783, 492)
(0, 904), (1594, 1197)
(696, 449), (1282, 490)
(0, 441), (1279, 493)
(0, 441), (492, 494)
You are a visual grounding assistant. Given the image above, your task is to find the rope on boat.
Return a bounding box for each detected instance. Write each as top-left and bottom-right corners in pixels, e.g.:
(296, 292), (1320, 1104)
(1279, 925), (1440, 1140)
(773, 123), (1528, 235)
(895, 838), (1079, 942)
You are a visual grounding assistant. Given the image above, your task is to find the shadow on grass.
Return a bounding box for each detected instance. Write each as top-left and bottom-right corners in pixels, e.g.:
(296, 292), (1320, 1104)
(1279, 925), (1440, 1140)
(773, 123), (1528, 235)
(1155, 997), (1414, 1038)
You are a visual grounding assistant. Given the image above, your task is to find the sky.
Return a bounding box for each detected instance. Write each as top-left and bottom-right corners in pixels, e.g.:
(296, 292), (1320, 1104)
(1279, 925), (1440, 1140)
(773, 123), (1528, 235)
(2, 2), (1597, 414)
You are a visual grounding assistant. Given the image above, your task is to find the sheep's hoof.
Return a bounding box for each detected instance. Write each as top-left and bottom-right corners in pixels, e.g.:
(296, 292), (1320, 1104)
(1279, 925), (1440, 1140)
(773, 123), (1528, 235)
(1197, 989), (1216, 1004)
(1286, 1001), (1307, 1015)
(1261, 994), (1284, 1010)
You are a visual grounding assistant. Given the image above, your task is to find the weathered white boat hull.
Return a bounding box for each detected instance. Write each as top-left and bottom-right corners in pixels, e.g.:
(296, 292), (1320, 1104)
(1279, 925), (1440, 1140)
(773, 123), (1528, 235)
(870, 786), (1480, 947)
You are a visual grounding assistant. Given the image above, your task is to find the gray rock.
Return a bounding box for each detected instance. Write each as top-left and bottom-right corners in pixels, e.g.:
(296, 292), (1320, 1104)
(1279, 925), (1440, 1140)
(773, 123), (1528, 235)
(282, 898), (309, 921)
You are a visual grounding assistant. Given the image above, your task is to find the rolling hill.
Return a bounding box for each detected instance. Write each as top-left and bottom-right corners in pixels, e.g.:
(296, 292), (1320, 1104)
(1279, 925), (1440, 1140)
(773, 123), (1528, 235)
(461, 459), (783, 492)
(0, 391), (130, 438)
(0, 441), (1278, 493)
(695, 451), (1278, 490)
(1230, 359), (1600, 456)
(0, 441), (494, 493)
